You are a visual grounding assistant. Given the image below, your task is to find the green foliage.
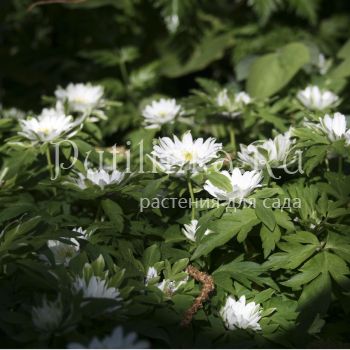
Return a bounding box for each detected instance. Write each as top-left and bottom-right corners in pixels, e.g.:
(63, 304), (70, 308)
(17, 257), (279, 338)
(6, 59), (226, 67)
(1, 0), (350, 348)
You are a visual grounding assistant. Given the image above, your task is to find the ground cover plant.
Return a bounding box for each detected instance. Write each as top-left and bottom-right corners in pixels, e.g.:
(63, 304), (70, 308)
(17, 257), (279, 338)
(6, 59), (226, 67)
(1, 0), (350, 348)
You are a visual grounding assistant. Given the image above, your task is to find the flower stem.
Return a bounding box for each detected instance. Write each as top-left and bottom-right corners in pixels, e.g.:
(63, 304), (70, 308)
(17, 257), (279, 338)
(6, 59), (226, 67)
(187, 178), (196, 220)
(338, 156), (343, 174)
(229, 126), (236, 153)
(46, 146), (54, 180)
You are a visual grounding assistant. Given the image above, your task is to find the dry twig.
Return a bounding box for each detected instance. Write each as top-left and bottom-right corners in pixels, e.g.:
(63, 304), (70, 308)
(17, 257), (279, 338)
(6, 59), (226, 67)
(181, 265), (215, 327)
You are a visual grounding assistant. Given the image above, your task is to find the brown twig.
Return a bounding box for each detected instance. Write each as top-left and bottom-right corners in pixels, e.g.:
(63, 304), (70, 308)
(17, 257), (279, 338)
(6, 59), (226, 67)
(27, 0), (87, 12)
(181, 265), (215, 327)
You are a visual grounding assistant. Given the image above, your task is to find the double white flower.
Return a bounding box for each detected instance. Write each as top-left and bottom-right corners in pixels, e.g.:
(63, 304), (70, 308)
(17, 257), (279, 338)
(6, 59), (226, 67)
(68, 326), (149, 349)
(216, 89), (251, 118)
(204, 168), (262, 203)
(157, 278), (187, 296)
(19, 107), (77, 142)
(142, 98), (182, 128)
(47, 238), (80, 266)
(55, 83), (104, 114)
(306, 112), (350, 144)
(220, 295), (262, 331)
(32, 296), (63, 332)
(73, 168), (125, 190)
(182, 219), (211, 242)
(73, 275), (122, 301)
(145, 266), (158, 286)
(297, 85), (338, 111)
(151, 131), (222, 176)
(238, 131), (294, 170)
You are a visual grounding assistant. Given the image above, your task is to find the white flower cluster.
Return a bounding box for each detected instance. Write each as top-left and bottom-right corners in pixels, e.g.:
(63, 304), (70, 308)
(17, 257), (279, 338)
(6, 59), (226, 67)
(68, 326), (149, 349)
(238, 131), (295, 170)
(204, 168), (262, 203)
(216, 89), (252, 118)
(151, 131), (222, 176)
(182, 219), (211, 242)
(55, 83), (104, 114)
(72, 168), (125, 190)
(142, 98), (182, 129)
(306, 112), (350, 144)
(220, 295), (262, 331)
(32, 296), (63, 332)
(73, 275), (122, 301)
(297, 85), (338, 111)
(18, 82), (105, 143)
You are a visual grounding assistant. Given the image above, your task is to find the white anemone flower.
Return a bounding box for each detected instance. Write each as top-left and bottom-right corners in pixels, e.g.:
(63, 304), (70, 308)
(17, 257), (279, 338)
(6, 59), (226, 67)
(67, 326), (149, 349)
(19, 107), (76, 142)
(55, 82), (104, 113)
(306, 112), (350, 143)
(72, 276), (122, 301)
(238, 131), (294, 170)
(317, 54), (331, 75)
(216, 89), (251, 118)
(182, 219), (211, 242)
(142, 98), (181, 128)
(151, 131), (222, 176)
(297, 85), (338, 110)
(204, 168), (262, 203)
(144, 266), (158, 286)
(74, 169), (125, 190)
(157, 278), (187, 296)
(47, 238), (80, 266)
(220, 295), (262, 331)
(72, 227), (87, 237)
(32, 296), (63, 332)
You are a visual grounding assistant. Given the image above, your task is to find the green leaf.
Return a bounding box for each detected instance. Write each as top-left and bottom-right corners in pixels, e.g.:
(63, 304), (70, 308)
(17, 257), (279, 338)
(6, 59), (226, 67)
(255, 200), (276, 231)
(161, 32), (234, 78)
(142, 244), (161, 268)
(101, 199), (124, 232)
(206, 172), (232, 192)
(260, 224), (281, 258)
(246, 42), (310, 98)
(191, 208), (259, 259)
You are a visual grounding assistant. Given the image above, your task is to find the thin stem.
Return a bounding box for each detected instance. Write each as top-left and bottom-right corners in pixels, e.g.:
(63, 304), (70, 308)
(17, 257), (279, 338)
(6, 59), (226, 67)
(46, 146), (54, 180)
(187, 178), (196, 220)
(119, 60), (129, 86)
(338, 156), (343, 174)
(229, 126), (236, 153)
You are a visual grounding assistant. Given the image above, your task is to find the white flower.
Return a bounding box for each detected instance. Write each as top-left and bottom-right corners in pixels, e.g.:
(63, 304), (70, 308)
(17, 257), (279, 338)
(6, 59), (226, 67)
(216, 89), (251, 118)
(297, 85), (338, 111)
(317, 54), (331, 75)
(235, 91), (252, 105)
(182, 219), (211, 242)
(157, 278), (187, 296)
(204, 168), (262, 203)
(19, 107), (76, 142)
(142, 98), (181, 129)
(32, 296), (63, 332)
(55, 82), (104, 113)
(67, 326), (149, 349)
(47, 238), (80, 266)
(307, 112), (350, 143)
(220, 295), (262, 331)
(73, 169), (125, 189)
(145, 266), (158, 285)
(0, 104), (25, 119)
(151, 131), (222, 176)
(72, 227), (87, 237)
(72, 276), (122, 301)
(238, 131), (294, 170)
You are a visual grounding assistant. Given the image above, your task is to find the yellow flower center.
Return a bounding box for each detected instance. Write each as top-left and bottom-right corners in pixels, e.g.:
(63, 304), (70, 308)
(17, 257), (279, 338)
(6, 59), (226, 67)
(183, 151), (194, 161)
(37, 126), (51, 135)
